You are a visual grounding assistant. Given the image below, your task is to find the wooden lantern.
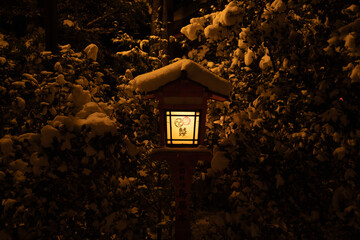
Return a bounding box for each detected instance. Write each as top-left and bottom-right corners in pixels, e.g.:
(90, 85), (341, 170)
(132, 59), (231, 239)
(132, 59), (231, 147)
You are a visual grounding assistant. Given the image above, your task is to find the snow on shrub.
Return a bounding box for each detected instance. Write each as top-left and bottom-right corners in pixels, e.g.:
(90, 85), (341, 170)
(0, 33), (9, 49)
(215, 1), (243, 26)
(259, 53), (272, 70)
(2, 199), (16, 212)
(30, 152), (49, 176)
(77, 112), (117, 137)
(181, 1), (243, 42)
(1, 1), (359, 239)
(40, 125), (60, 148)
(14, 96), (26, 110)
(76, 102), (103, 118)
(9, 159), (29, 172)
(0, 136), (13, 157)
(268, 0), (286, 13)
(182, 0), (360, 238)
(70, 84), (91, 108)
(63, 19), (74, 27)
(50, 101), (117, 140)
(244, 48), (255, 66)
(204, 24), (224, 41)
(350, 64), (360, 83)
(0, 56), (6, 64)
(211, 151), (230, 172)
(181, 22), (204, 41)
(0, 18), (168, 239)
(84, 43), (99, 61)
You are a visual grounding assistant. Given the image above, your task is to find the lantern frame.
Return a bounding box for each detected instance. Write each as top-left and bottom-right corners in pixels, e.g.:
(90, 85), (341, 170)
(132, 59), (231, 148)
(165, 110), (201, 146)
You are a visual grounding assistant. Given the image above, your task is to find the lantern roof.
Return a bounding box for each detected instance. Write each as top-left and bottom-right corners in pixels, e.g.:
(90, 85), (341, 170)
(130, 59), (232, 98)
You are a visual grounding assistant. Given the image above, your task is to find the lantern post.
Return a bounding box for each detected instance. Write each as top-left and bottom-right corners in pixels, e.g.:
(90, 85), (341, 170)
(132, 59), (231, 239)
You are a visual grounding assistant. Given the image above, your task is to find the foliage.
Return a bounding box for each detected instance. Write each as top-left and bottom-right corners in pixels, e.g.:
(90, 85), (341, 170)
(181, 0), (360, 239)
(0, 31), (174, 238)
(1, 0), (360, 239)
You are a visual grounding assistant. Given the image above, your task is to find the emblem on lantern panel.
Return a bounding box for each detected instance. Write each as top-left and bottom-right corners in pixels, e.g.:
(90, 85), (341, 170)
(166, 111), (200, 145)
(174, 118), (183, 128)
(174, 117), (191, 137)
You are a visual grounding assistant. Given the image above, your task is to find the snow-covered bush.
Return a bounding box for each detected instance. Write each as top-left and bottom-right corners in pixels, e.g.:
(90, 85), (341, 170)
(1, 0), (360, 239)
(0, 36), (167, 239)
(181, 0), (360, 238)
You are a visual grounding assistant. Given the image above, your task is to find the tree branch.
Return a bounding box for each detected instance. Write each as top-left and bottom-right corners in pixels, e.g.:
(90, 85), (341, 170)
(86, 8), (121, 27)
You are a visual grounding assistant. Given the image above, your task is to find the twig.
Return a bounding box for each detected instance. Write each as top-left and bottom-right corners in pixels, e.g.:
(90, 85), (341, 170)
(86, 8), (121, 27)
(265, 41), (278, 72)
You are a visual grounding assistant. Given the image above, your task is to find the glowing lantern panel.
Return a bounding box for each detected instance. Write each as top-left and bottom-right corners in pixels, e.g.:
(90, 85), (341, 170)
(166, 111), (200, 145)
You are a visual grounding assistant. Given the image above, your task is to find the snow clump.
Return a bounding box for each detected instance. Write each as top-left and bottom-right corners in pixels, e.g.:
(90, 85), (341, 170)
(211, 151), (230, 172)
(259, 53), (272, 70)
(51, 102), (117, 138)
(238, 27), (250, 49)
(350, 64), (360, 83)
(59, 44), (71, 53)
(269, 0), (286, 13)
(204, 1), (243, 40)
(180, 16), (208, 41)
(342, 4), (359, 16)
(41, 125), (60, 148)
(54, 62), (63, 73)
(63, 19), (75, 28)
(2, 199), (16, 212)
(15, 97), (26, 111)
(324, 18), (360, 57)
(56, 74), (66, 86)
(0, 33), (9, 49)
(16, 133), (41, 152)
(181, 1), (243, 41)
(76, 102), (103, 119)
(70, 84), (91, 108)
(77, 112), (117, 137)
(116, 47), (148, 58)
(84, 44), (98, 61)
(204, 24), (224, 41)
(0, 135), (13, 156)
(244, 48), (255, 66)
(0, 57), (6, 65)
(30, 152), (49, 176)
(215, 1), (243, 26)
(181, 22), (204, 41)
(333, 146), (347, 160)
(9, 159), (29, 172)
(344, 32), (357, 55)
(139, 39), (149, 51)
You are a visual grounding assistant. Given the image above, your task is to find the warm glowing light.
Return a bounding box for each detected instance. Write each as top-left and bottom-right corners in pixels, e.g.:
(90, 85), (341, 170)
(166, 111), (200, 145)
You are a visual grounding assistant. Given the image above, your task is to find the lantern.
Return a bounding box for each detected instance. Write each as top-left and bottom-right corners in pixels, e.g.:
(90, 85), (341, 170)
(131, 59), (231, 240)
(132, 59), (231, 147)
(166, 110), (200, 145)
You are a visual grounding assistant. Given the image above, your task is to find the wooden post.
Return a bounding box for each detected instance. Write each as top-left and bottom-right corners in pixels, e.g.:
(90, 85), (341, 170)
(157, 163), (162, 240)
(168, 157), (197, 240)
(150, 148), (212, 240)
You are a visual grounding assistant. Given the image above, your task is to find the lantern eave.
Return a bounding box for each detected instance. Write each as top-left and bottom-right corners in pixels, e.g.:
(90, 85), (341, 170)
(144, 80), (229, 102)
(131, 59), (232, 98)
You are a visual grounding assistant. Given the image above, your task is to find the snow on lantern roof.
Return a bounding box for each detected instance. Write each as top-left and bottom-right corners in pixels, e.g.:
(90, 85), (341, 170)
(130, 59), (232, 97)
